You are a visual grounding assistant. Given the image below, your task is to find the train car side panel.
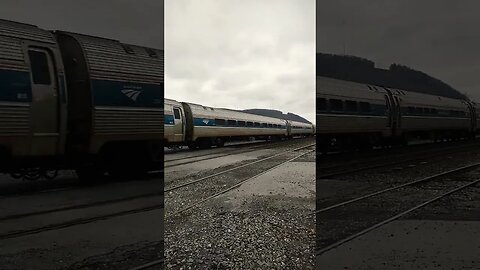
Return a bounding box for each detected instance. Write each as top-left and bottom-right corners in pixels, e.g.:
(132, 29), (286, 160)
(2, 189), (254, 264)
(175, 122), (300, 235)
(0, 20), (67, 169)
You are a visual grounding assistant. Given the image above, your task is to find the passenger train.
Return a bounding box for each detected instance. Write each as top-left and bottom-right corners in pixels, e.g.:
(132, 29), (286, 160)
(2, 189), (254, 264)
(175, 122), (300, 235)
(0, 19), (163, 179)
(164, 98), (315, 149)
(0, 19), (313, 180)
(317, 76), (479, 151)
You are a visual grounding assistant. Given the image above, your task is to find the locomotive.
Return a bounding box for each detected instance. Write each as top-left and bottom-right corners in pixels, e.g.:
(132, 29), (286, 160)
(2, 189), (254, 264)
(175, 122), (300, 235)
(164, 98), (314, 149)
(317, 76), (480, 151)
(0, 19), (163, 180)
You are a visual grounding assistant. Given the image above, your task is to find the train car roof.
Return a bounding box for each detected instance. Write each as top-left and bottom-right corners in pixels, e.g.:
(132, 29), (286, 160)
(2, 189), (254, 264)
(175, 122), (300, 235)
(165, 98), (180, 104)
(318, 76), (469, 109)
(55, 31), (163, 84)
(187, 102), (287, 124)
(394, 89), (469, 109)
(288, 120), (312, 126)
(317, 76), (388, 101)
(0, 18), (56, 44)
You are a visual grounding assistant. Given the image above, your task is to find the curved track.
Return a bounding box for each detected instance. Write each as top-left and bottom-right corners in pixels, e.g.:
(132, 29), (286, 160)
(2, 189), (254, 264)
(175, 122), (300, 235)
(317, 140), (480, 179)
(166, 143), (315, 216)
(316, 162), (480, 256)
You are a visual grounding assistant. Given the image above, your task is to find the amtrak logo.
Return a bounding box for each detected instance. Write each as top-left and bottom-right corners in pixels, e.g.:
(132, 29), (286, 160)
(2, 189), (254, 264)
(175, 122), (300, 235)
(121, 89), (143, 101)
(203, 119), (210, 125)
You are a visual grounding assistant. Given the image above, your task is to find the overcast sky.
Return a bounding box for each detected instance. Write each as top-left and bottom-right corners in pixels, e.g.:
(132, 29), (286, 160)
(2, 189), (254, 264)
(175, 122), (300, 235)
(317, 0), (480, 101)
(166, 0), (315, 123)
(0, 0), (163, 49)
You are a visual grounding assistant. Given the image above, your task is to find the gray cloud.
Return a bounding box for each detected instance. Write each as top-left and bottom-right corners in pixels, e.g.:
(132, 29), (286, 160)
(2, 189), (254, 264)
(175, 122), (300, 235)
(317, 0), (480, 100)
(0, 0), (163, 49)
(166, 0), (315, 123)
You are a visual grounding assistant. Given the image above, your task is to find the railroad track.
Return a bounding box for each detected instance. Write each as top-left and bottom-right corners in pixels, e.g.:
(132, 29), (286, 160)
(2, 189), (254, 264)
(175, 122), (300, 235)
(0, 142), (314, 241)
(165, 143), (315, 217)
(129, 259), (164, 270)
(164, 138), (311, 169)
(315, 163), (480, 256)
(317, 141), (480, 179)
(318, 139), (480, 166)
(0, 192), (164, 240)
(137, 145), (314, 270)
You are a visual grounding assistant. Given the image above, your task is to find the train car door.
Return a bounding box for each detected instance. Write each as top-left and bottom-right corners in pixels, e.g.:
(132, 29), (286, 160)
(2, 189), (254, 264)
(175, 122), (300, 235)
(466, 102), (476, 133)
(384, 89), (400, 137)
(172, 106), (185, 141)
(27, 47), (60, 156)
(393, 96), (401, 130)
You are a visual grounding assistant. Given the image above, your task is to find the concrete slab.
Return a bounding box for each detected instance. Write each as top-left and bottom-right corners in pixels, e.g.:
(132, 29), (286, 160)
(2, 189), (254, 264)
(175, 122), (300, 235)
(317, 219), (480, 270)
(0, 208), (163, 269)
(224, 162), (315, 210)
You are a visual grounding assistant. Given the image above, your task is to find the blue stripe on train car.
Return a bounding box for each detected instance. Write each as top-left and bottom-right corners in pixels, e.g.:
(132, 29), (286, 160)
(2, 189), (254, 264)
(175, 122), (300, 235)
(193, 118), (216, 126)
(165, 114), (174, 125)
(0, 69), (32, 102)
(193, 118), (287, 128)
(91, 79), (163, 108)
(400, 107), (469, 118)
(318, 103), (387, 116)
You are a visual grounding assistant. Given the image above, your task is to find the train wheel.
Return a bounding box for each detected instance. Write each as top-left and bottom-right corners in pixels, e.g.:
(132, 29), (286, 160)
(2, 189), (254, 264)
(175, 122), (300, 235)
(198, 139), (211, 149)
(215, 138), (225, 147)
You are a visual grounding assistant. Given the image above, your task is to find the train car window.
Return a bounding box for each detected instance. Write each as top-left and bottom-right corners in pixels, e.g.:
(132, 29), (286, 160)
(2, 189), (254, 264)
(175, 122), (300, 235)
(359, 102), (371, 113)
(145, 48), (158, 58)
(173, 108), (181, 119)
(268, 124), (273, 128)
(122, 44), (135, 54)
(254, 122), (260, 127)
(246, 122), (253, 127)
(227, 120), (237, 126)
(215, 119), (226, 126)
(345, 100), (358, 112)
(261, 123), (267, 128)
(408, 107), (415, 114)
(317, 98), (327, 112)
(329, 99), (343, 111)
(431, 108), (438, 115)
(28, 50), (51, 85)
(238, 121), (246, 127)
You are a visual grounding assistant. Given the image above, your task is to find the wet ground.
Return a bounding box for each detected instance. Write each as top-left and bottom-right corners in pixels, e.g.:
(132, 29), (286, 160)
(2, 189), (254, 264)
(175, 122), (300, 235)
(316, 140), (480, 269)
(0, 173), (164, 270)
(165, 138), (315, 269)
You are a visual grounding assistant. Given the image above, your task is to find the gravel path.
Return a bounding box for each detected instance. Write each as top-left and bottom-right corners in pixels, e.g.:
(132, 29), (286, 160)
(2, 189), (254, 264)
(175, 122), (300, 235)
(165, 141), (315, 269)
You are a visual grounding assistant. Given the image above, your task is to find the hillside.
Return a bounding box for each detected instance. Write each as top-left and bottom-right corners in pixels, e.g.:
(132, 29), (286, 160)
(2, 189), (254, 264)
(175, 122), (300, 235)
(316, 53), (466, 100)
(242, 109), (311, 124)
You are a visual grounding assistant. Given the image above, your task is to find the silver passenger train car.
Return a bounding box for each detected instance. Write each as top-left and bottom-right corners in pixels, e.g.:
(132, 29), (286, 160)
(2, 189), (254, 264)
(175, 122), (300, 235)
(317, 76), (477, 150)
(165, 98), (314, 149)
(0, 19), (163, 179)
